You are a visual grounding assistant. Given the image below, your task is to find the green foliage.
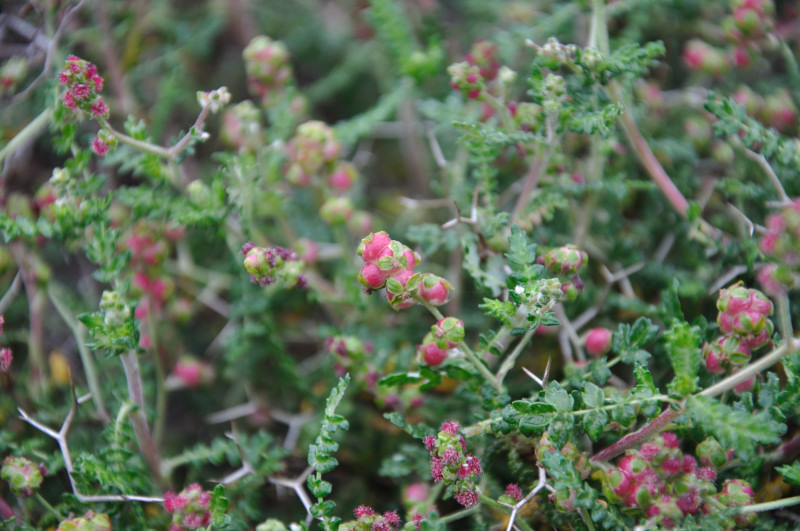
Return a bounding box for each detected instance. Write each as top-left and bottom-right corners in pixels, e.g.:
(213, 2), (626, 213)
(686, 396), (786, 460)
(611, 317), (659, 365)
(663, 320), (701, 396)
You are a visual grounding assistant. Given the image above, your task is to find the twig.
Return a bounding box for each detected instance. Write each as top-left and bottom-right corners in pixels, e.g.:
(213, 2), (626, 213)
(120, 351), (164, 487)
(8, 1), (87, 105)
(18, 390), (163, 503)
(0, 271), (22, 314)
(217, 425), (255, 485)
(268, 466), (315, 528)
(741, 144), (792, 204)
(504, 467), (550, 531)
(47, 283), (110, 423)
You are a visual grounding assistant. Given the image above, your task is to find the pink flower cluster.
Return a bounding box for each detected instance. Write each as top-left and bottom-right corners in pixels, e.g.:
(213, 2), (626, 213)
(163, 483), (211, 530)
(241, 242), (306, 288)
(683, 0), (777, 77)
(243, 35), (293, 105)
(357, 232), (452, 309)
(341, 505), (400, 531)
(56, 510), (112, 531)
(602, 432), (754, 527)
(58, 55), (114, 156)
(416, 317), (464, 366)
(758, 199), (800, 295)
(285, 120), (341, 185)
(448, 40), (501, 100)
(703, 283), (774, 392)
(59, 55), (108, 117)
(423, 421), (483, 507)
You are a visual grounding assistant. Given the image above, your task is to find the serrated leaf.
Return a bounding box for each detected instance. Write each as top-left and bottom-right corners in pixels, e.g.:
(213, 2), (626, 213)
(545, 382), (574, 412)
(582, 382), (605, 408)
(686, 396), (785, 459)
(379, 372), (423, 387)
(663, 320), (701, 396)
(777, 462), (800, 486)
(512, 400), (557, 415)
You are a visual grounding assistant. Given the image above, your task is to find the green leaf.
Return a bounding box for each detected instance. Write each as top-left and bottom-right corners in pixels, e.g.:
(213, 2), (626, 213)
(613, 317), (657, 365)
(777, 462), (800, 486)
(545, 382), (574, 412)
(307, 475), (333, 498)
(383, 412), (434, 440)
(663, 320), (701, 396)
(379, 371), (423, 387)
(210, 484), (231, 528)
(686, 396), (785, 459)
(512, 400), (557, 415)
(505, 225), (538, 277)
(582, 382), (605, 408)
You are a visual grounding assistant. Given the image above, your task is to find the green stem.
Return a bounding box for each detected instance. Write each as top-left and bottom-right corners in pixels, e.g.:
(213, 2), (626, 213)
(737, 494), (800, 514)
(47, 284), (111, 423)
(34, 492), (63, 521)
(119, 350), (165, 488)
(415, 296), (503, 391)
(495, 327), (537, 387)
(0, 108), (52, 169)
(589, 0), (610, 55)
(477, 494), (535, 531)
(96, 116), (172, 159)
(476, 324), (511, 358)
(437, 504), (480, 524)
(146, 294), (168, 452)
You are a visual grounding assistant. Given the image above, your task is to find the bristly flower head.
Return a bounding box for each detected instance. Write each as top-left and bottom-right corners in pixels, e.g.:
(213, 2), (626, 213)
(56, 510), (112, 531)
(58, 55), (108, 118)
(242, 243), (306, 288)
(164, 483), (211, 530)
(1, 456), (43, 497)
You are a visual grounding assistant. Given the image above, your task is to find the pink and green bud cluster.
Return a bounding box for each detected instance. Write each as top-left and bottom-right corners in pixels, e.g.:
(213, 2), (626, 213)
(327, 161), (359, 193)
(1, 456), (43, 497)
(447, 61), (485, 100)
(682, 39), (729, 77)
(243, 35), (293, 105)
(695, 437), (733, 469)
(759, 199), (800, 294)
(340, 506), (401, 531)
(600, 432), (754, 527)
(541, 244), (588, 275)
(286, 120), (341, 180)
(357, 232), (419, 306)
(0, 57), (27, 98)
(585, 327), (612, 357)
(319, 196), (355, 225)
(716, 283), (774, 349)
(702, 335), (752, 376)
(57, 511), (112, 531)
(58, 55), (108, 118)
(170, 356), (215, 388)
(716, 479), (757, 527)
(326, 335), (372, 377)
(423, 421), (482, 507)
(242, 242), (306, 288)
(729, 0), (775, 39)
(220, 100), (262, 151)
(416, 318), (464, 366)
(465, 40), (500, 81)
(164, 483), (212, 530)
